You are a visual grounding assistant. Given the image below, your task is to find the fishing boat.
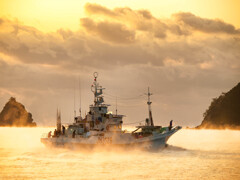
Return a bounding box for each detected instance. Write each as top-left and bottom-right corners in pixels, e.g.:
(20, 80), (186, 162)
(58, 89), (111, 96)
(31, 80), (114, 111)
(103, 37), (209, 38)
(41, 72), (182, 149)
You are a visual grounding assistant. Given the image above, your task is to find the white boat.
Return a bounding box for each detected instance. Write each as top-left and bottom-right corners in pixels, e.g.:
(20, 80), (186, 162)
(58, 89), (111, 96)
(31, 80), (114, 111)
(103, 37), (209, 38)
(41, 72), (181, 150)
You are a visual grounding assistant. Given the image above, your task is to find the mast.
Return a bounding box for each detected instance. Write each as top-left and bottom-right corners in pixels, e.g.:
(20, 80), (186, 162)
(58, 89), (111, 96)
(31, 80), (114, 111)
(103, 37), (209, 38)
(57, 108), (61, 132)
(91, 72), (105, 106)
(74, 80), (76, 118)
(147, 87), (154, 126)
(116, 96), (118, 115)
(79, 76), (82, 118)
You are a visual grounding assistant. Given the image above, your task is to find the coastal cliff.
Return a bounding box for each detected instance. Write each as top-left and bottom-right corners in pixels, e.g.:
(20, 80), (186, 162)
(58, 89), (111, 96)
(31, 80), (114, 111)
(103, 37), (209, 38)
(196, 82), (240, 129)
(0, 97), (36, 127)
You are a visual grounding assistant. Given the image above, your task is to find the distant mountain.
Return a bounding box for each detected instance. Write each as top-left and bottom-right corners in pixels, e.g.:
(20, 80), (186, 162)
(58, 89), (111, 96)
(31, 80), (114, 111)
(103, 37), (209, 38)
(0, 97), (36, 127)
(196, 82), (240, 129)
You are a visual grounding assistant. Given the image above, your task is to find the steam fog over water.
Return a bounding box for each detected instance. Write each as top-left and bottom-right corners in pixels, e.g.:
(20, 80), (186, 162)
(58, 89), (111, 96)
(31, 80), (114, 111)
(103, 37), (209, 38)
(0, 127), (239, 179)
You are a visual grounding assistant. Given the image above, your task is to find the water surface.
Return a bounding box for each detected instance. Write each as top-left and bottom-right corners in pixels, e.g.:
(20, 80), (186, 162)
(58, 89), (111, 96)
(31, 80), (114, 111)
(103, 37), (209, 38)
(0, 127), (239, 179)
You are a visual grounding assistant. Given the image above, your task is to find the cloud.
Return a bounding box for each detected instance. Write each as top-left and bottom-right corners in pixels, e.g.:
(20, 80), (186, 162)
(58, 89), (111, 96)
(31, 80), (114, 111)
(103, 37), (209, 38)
(0, 4), (240, 126)
(84, 3), (168, 38)
(85, 4), (240, 37)
(84, 3), (117, 17)
(0, 8), (239, 70)
(80, 18), (135, 44)
(173, 12), (240, 34)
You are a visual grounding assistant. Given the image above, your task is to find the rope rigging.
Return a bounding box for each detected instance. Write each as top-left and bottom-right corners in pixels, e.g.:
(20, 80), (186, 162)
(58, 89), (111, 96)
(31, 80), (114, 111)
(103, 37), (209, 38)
(123, 119), (145, 125)
(104, 92), (145, 100)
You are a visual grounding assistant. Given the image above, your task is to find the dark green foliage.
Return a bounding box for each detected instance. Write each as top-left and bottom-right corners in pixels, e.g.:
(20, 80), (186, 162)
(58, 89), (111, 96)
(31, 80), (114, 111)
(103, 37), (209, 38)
(197, 82), (240, 129)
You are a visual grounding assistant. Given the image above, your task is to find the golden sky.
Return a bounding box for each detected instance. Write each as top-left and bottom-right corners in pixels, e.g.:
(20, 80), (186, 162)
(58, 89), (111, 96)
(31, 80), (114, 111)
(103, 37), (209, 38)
(1, 0), (240, 32)
(0, 0), (239, 126)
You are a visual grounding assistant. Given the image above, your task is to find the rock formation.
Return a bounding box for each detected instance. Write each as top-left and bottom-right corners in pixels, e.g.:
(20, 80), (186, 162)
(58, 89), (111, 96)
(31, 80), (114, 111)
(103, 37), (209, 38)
(196, 82), (240, 129)
(0, 97), (37, 127)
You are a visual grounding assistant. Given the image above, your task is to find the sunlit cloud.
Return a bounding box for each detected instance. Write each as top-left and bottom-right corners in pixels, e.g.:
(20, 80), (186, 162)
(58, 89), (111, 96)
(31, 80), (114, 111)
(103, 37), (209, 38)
(173, 12), (240, 34)
(0, 3), (239, 126)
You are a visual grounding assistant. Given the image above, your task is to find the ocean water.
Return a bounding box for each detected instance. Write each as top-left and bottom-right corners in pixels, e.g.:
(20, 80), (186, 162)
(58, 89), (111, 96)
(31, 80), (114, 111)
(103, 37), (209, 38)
(0, 127), (239, 180)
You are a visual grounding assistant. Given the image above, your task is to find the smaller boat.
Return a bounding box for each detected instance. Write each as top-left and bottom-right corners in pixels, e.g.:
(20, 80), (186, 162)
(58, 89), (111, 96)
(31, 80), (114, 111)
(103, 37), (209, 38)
(41, 72), (181, 149)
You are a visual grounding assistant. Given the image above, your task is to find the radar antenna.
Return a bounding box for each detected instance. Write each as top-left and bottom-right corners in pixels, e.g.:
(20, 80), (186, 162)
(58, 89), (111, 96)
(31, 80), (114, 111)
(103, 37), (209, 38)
(91, 72), (105, 106)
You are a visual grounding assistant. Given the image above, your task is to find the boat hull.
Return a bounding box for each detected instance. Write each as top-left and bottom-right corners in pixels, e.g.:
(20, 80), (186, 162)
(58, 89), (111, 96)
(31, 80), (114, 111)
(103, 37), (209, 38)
(41, 126), (181, 150)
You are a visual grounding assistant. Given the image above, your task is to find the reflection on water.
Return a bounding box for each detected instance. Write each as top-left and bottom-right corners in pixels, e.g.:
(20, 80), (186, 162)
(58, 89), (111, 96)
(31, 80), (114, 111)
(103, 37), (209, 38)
(0, 127), (240, 179)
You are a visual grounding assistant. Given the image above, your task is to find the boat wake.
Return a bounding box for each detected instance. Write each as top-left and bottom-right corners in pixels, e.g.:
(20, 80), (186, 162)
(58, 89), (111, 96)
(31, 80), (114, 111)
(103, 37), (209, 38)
(164, 144), (187, 151)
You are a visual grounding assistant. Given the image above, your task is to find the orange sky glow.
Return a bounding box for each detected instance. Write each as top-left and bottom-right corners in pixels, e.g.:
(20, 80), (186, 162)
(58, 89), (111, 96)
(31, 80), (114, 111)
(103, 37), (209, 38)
(1, 0), (240, 32)
(0, 0), (239, 127)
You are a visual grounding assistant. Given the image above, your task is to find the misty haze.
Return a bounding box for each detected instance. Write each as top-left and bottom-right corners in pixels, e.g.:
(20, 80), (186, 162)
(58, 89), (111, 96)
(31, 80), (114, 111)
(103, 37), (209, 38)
(0, 0), (240, 180)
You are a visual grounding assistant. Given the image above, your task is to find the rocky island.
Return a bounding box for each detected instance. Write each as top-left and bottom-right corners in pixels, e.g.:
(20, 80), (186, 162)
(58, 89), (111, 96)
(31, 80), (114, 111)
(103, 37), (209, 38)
(196, 82), (240, 130)
(0, 97), (37, 127)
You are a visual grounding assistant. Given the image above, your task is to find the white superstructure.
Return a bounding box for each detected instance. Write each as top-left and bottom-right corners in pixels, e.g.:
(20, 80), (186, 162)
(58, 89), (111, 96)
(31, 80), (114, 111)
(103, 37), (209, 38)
(41, 72), (182, 149)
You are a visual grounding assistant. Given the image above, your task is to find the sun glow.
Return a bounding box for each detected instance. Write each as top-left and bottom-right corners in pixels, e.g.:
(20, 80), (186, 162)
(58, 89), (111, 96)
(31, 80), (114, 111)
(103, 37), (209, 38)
(0, 0), (85, 32)
(0, 0), (239, 32)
